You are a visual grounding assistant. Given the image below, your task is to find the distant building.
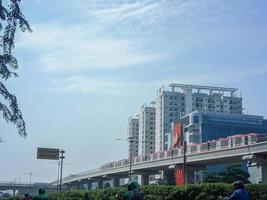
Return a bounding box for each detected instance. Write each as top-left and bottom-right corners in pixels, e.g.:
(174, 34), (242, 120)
(155, 87), (185, 151)
(127, 116), (139, 157)
(138, 104), (156, 156)
(177, 111), (267, 144)
(156, 84), (243, 151)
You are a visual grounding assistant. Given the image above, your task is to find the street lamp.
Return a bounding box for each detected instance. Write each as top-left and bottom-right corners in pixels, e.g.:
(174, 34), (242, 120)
(116, 136), (138, 182)
(59, 149), (66, 192)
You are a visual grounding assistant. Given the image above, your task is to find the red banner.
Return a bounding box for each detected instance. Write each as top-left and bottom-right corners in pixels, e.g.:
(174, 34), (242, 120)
(173, 122), (183, 148)
(174, 168), (184, 186)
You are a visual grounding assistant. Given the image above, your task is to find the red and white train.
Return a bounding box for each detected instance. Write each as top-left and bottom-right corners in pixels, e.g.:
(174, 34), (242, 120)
(100, 133), (266, 171)
(187, 133), (266, 154)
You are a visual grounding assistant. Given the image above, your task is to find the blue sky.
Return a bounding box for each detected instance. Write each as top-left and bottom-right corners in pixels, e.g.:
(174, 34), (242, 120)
(0, 0), (267, 182)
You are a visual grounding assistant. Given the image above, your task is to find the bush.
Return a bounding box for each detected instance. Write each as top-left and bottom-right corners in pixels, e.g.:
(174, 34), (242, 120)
(47, 184), (267, 200)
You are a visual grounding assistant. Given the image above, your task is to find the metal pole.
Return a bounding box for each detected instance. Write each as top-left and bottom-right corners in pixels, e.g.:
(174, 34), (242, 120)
(129, 138), (133, 182)
(59, 149), (65, 192)
(183, 140), (187, 186)
(57, 161), (60, 191)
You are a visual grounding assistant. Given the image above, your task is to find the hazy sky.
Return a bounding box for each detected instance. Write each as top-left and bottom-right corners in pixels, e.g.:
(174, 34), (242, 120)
(0, 0), (267, 182)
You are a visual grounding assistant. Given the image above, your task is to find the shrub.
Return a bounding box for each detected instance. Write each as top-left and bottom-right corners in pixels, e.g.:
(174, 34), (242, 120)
(47, 184), (267, 200)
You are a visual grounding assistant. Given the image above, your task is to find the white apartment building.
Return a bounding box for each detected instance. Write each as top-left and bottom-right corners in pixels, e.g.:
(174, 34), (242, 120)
(155, 84), (243, 151)
(138, 104), (156, 156)
(127, 116), (139, 157)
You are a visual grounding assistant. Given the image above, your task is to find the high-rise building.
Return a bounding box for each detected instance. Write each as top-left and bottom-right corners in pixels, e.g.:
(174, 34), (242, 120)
(156, 84), (242, 151)
(127, 116), (139, 157)
(155, 86), (184, 151)
(138, 104), (156, 156)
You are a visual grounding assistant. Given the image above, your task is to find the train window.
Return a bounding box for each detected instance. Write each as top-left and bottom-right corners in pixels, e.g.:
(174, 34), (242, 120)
(251, 135), (257, 143)
(209, 142), (216, 150)
(234, 137), (243, 146)
(200, 144), (207, 151)
(191, 146), (198, 153)
(221, 140), (229, 148)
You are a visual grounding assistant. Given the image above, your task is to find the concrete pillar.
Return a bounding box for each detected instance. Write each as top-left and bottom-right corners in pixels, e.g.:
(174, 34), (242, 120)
(70, 182), (78, 190)
(97, 179), (103, 189)
(113, 177), (120, 187)
(163, 169), (175, 185)
(87, 182), (92, 190)
(141, 174), (149, 186)
(77, 181), (87, 190)
(248, 161), (267, 184)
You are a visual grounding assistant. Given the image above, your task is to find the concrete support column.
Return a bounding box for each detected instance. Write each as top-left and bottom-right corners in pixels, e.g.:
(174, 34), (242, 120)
(141, 174), (149, 186)
(163, 169), (175, 185)
(87, 182), (92, 190)
(70, 182), (78, 190)
(97, 179), (104, 189)
(113, 177), (120, 187)
(248, 161), (267, 184)
(78, 181), (86, 190)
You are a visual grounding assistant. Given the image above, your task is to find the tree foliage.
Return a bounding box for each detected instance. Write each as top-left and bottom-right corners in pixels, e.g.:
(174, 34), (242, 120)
(203, 164), (250, 184)
(0, 0), (31, 137)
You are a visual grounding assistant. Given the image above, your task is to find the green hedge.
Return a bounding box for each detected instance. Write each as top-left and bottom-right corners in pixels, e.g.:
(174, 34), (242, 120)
(46, 184), (267, 200)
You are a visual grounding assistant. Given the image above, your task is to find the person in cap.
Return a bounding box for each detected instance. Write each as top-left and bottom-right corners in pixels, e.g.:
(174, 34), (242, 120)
(223, 181), (249, 200)
(123, 181), (144, 200)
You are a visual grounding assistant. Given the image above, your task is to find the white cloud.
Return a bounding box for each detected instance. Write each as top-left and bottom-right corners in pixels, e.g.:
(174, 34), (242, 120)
(49, 75), (144, 94)
(90, 1), (161, 22)
(47, 66), (267, 94)
(17, 23), (162, 73)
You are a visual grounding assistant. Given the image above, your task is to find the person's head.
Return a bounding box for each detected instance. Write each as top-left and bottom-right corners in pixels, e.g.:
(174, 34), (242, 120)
(233, 181), (245, 190)
(127, 181), (139, 191)
(24, 193), (29, 198)
(38, 188), (45, 194)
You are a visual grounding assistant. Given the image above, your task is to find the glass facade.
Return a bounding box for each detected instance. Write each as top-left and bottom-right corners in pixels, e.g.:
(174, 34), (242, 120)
(177, 111), (267, 144)
(201, 112), (267, 142)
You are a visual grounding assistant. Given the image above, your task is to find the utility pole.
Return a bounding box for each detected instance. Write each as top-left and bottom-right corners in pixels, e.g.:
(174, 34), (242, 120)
(59, 149), (65, 192)
(57, 161), (60, 191)
(183, 140), (187, 186)
(129, 137), (133, 182)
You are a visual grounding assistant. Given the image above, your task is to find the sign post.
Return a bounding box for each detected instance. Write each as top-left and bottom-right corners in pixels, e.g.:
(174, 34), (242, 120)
(37, 147), (65, 191)
(37, 148), (60, 160)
